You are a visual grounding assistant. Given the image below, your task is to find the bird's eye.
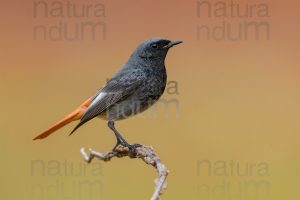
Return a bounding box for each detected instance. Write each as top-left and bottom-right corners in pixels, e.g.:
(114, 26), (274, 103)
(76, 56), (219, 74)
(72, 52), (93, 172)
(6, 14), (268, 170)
(151, 44), (158, 49)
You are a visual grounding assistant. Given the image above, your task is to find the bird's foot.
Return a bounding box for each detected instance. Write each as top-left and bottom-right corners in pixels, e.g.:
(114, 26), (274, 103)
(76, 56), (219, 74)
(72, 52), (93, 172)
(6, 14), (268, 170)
(112, 142), (142, 158)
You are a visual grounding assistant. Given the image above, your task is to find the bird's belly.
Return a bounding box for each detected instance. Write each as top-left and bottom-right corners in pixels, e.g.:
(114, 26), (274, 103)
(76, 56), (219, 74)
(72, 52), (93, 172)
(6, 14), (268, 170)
(97, 94), (159, 121)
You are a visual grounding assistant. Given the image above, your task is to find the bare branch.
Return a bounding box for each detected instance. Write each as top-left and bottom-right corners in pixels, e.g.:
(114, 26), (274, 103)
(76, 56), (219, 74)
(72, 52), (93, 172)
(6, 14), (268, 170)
(80, 145), (169, 200)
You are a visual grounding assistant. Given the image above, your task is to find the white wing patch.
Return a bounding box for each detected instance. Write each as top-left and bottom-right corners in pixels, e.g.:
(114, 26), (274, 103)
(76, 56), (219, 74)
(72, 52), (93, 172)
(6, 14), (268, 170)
(89, 92), (107, 108)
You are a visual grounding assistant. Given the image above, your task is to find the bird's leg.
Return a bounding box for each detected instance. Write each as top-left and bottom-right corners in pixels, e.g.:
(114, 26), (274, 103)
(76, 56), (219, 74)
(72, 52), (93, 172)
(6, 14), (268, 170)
(108, 121), (129, 146)
(107, 121), (141, 157)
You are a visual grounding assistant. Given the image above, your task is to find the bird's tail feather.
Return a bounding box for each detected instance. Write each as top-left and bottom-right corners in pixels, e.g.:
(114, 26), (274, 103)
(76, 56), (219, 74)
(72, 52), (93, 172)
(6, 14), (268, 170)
(32, 98), (92, 140)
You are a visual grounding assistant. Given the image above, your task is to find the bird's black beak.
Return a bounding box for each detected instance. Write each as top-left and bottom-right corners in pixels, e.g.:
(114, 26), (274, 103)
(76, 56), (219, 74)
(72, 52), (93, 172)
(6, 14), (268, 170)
(163, 40), (183, 49)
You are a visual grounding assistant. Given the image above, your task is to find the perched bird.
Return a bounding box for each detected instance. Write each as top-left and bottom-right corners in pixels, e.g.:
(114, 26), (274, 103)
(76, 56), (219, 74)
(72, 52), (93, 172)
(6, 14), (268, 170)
(33, 37), (182, 152)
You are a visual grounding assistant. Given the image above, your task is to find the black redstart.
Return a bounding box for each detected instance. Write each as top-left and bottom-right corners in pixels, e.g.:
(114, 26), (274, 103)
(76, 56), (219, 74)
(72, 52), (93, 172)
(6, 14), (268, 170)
(33, 37), (182, 152)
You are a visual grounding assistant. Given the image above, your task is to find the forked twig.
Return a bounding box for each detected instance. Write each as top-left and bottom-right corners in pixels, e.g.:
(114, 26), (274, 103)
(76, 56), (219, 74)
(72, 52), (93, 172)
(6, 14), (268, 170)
(80, 145), (169, 200)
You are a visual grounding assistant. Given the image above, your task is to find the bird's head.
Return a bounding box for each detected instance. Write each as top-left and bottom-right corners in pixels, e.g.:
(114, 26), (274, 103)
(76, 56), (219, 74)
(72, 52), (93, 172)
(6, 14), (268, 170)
(132, 37), (182, 61)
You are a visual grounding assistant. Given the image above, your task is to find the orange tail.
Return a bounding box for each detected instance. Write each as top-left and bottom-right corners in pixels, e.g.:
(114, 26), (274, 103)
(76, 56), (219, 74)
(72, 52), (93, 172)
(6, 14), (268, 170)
(33, 98), (92, 140)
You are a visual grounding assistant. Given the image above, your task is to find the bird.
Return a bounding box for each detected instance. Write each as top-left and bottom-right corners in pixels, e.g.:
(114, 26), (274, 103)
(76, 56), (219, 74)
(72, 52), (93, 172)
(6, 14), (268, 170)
(33, 37), (182, 153)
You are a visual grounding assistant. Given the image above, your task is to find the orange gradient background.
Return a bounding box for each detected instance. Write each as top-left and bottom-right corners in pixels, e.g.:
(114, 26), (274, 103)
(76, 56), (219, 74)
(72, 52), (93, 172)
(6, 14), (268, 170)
(1, 0), (300, 199)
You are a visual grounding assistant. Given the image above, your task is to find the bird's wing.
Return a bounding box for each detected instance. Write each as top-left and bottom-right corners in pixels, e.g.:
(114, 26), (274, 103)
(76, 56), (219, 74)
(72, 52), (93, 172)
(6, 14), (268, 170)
(69, 73), (144, 135)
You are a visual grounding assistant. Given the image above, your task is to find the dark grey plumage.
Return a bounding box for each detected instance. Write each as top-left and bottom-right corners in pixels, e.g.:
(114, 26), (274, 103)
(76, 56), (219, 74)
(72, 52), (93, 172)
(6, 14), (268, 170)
(70, 37), (182, 136)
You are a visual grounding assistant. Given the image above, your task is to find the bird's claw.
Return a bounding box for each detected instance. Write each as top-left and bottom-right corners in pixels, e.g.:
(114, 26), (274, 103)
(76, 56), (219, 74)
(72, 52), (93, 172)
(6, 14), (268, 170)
(112, 142), (142, 158)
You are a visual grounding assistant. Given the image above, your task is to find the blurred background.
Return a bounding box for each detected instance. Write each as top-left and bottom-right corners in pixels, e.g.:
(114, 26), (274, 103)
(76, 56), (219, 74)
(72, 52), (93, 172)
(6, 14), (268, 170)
(1, 0), (299, 199)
